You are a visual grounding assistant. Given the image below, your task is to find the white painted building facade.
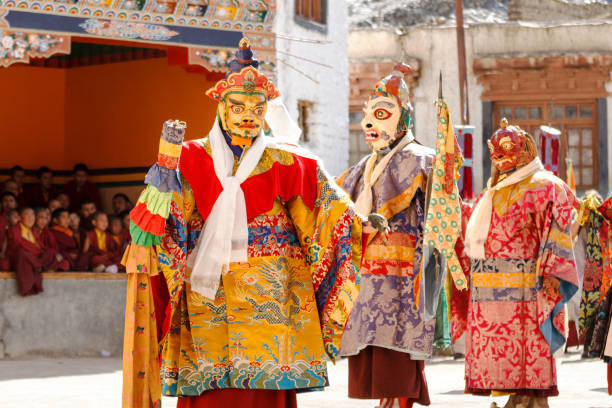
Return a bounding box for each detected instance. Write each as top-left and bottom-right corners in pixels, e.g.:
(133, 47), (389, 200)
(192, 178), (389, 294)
(274, 0), (350, 176)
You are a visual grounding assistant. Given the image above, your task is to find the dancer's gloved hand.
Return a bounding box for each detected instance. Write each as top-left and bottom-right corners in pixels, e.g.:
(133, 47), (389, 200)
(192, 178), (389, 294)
(364, 213), (390, 245)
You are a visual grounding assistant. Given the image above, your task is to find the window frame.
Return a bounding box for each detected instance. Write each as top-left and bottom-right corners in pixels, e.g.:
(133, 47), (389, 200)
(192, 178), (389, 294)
(492, 100), (599, 191)
(294, 0), (328, 33)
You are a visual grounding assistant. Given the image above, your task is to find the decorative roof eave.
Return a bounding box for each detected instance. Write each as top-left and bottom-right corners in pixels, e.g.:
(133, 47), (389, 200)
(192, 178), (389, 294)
(0, 1), (276, 32)
(0, 3), (277, 71)
(0, 28), (70, 67)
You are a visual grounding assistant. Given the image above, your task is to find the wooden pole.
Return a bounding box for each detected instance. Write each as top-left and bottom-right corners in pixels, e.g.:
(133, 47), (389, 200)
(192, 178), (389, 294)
(456, 0), (470, 125)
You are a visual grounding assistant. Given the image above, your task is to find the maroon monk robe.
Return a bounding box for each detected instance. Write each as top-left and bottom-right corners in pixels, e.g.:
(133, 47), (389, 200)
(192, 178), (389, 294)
(0, 215), (10, 271)
(63, 180), (101, 213)
(25, 184), (60, 208)
(86, 229), (123, 270)
(50, 226), (90, 271)
(8, 224), (66, 296)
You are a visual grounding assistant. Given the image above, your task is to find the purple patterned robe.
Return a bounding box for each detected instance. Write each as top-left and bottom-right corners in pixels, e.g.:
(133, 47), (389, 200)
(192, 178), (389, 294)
(337, 143), (436, 359)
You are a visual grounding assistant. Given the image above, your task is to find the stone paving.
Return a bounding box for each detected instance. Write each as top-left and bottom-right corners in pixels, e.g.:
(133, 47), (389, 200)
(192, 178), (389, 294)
(0, 351), (609, 407)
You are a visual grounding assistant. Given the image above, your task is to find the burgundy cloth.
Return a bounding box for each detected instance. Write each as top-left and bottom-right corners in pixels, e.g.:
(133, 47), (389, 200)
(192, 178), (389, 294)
(466, 386), (559, 398)
(178, 140), (318, 222)
(25, 184), (60, 208)
(50, 228), (90, 270)
(151, 272), (170, 342)
(566, 321), (581, 347)
(35, 228), (59, 252)
(176, 389), (297, 408)
(0, 215), (9, 270)
(63, 180), (101, 213)
(348, 346), (430, 405)
(86, 230), (123, 269)
(8, 224), (68, 296)
(606, 363), (612, 395)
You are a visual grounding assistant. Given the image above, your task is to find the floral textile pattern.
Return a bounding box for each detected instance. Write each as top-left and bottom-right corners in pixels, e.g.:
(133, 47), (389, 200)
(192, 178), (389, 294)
(465, 170), (578, 395)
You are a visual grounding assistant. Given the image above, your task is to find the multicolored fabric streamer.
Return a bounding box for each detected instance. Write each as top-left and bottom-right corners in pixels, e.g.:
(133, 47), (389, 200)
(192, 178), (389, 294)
(130, 120), (184, 248)
(423, 100), (467, 291)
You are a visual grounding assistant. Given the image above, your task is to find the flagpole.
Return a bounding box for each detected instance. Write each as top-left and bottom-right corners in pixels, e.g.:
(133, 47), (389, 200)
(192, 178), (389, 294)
(456, 0), (470, 125)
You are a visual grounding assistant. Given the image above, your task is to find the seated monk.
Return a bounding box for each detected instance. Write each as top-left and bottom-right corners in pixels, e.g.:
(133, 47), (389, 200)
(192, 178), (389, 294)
(26, 167), (59, 208)
(6, 209), (19, 227)
(50, 209), (90, 271)
(8, 207), (69, 296)
(109, 215), (128, 254)
(63, 163), (101, 213)
(83, 211), (123, 273)
(1, 191), (18, 216)
(33, 207), (56, 251)
(0, 211), (9, 271)
(118, 210), (131, 247)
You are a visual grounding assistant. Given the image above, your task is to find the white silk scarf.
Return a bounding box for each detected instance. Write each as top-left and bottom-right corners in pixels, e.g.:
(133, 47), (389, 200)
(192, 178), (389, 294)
(186, 121), (267, 299)
(465, 157), (544, 259)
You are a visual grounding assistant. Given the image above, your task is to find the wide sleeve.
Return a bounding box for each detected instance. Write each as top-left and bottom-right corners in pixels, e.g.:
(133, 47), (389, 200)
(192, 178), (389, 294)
(121, 120), (186, 408)
(287, 164), (364, 362)
(534, 182), (580, 355)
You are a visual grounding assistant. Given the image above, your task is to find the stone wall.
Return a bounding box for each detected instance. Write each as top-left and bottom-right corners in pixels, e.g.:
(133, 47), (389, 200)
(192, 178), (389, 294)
(0, 273), (126, 358)
(508, 0), (612, 22)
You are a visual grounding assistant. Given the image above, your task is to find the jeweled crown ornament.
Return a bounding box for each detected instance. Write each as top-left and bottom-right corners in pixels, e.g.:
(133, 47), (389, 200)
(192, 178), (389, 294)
(205, 38), (279, 102)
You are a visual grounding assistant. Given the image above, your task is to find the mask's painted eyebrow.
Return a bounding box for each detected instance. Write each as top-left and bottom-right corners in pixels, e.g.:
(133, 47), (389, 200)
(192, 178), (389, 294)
(373, 101), (395, 109)
(228, 98), (245, 105)
(255, 100), (266, 107)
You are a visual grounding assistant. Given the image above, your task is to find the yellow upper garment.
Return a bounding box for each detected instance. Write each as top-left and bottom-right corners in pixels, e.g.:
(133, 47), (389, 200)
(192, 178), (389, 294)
(122, 138), (364, 406)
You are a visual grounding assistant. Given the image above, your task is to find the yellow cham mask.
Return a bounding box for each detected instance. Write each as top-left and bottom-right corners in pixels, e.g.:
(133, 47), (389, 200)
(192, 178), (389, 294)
(218, 92), (267, 146)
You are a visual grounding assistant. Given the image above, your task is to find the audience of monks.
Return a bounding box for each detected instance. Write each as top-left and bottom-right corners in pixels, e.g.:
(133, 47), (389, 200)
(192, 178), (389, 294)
(0, 164), (133, 296)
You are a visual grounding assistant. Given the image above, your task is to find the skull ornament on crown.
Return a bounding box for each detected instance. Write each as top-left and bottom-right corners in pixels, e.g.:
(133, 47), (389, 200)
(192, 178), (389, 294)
(361, 63), (413, 152)
(487, 118), (538, 174)
(205, 38), (280, 146)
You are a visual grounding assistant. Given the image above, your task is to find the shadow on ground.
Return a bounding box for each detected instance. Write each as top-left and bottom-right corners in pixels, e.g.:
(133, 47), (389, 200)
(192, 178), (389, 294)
(0, 357), (122, 381)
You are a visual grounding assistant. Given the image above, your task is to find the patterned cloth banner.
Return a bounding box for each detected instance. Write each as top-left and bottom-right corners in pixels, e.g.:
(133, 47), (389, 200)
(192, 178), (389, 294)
(454, 125), (475, 201)
(423, 100), (467, 291)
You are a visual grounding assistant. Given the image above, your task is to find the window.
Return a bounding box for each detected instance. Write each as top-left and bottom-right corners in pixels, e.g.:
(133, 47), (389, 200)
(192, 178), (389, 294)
(297, 100), (313, 143)
(493, 101), (598, 191)
(295, 0), (325, 25)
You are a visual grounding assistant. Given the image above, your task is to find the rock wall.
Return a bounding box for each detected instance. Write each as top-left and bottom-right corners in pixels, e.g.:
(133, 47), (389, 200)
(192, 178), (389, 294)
(508, 0), (612, 22)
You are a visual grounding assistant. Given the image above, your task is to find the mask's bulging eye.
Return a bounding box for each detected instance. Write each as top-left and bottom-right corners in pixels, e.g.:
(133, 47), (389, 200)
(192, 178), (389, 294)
(231, 105), (244, 114)
(254, 107), (264, 116)
(374, 109), (392, 120)
(501, 142), (513, 151)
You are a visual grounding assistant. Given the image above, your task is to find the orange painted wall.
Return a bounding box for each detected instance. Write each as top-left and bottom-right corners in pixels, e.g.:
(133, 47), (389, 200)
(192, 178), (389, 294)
(0, 58), (218, 171)
(0, 66), (66, 169)
(64, 58), (218, 169)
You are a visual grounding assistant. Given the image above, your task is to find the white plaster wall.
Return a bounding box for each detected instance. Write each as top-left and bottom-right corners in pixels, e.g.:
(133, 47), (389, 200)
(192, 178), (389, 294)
(350, 21), (612, 192)
(274, 1), (349, 176)
(607, 82), (612, 196)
